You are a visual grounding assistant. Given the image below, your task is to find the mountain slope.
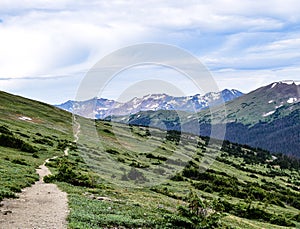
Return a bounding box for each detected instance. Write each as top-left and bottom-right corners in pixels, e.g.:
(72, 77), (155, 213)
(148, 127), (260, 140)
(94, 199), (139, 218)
(204, 80), (300, 125)
(56, 89), (243, 119)
(0, 90), (74, 205)
(111, 81), (300, 156)
(0, 90), (300, 228)
(199, 81), (300, 155)
(0, 90), (73, 134)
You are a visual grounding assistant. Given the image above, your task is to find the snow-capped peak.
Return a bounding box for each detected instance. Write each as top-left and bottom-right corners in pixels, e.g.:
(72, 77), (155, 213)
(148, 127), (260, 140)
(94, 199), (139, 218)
(275, 80), (300, 86)
(281, 80), (300, 85)
(56, 90), (243, 119)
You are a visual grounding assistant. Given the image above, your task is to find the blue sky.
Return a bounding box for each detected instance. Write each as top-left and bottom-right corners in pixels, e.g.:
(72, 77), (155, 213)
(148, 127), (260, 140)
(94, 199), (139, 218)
(1, 0), (300, 104)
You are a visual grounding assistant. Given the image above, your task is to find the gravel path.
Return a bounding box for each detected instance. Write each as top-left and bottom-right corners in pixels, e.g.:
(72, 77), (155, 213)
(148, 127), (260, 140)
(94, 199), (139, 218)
(0, 159), (69, 229)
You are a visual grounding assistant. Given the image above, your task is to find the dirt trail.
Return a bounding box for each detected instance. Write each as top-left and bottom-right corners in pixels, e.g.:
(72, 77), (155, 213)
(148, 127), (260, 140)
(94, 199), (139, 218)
(0, 117), (81, 228)
(73, 116), (80, 144)
(0, 159), (69, 229)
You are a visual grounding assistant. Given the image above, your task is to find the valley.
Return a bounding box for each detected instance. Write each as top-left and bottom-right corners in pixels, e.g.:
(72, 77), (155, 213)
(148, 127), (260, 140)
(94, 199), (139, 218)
(0, 89), (300, 228)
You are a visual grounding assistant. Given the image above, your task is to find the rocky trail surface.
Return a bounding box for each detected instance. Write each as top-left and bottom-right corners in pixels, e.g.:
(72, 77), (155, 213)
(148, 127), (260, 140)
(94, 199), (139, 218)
(0, 158), (69, 229)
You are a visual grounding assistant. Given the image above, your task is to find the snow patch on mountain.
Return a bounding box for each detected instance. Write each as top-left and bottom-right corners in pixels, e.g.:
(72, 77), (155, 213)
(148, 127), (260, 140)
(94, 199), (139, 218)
(263, 110), (275, 117)
(271, 83), (277, 88)
(19, 116), (32, 121)
(56, 89), (243, 119)
(287, 98), (297, 103)
(281, 80), (300, 85)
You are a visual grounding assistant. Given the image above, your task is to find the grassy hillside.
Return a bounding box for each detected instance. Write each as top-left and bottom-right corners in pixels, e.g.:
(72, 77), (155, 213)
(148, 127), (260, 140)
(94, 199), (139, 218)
(0, 91), (74, 201)
(1, 91), (300, 228)
(0, 91), (72, 133)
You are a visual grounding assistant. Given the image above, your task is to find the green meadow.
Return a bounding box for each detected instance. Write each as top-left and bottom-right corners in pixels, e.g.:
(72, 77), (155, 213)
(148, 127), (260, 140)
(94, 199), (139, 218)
(0, 91), (300, 228)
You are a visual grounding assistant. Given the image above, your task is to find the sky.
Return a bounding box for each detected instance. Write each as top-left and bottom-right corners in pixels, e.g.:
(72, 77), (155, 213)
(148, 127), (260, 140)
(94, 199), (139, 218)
(1, 0), (300, 104)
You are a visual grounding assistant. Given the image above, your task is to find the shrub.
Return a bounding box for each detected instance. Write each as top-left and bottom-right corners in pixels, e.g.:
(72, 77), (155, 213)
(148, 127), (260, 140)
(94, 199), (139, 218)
(166, 130), (181, 143)
(33, 138), (54, 146)
(128, 168), (148, 182)
(106, 149), (119, 155)
(203, 186), (213, 193)
(177, 191), (223, 228)
(269, 215), (295, 227)
(121, 167), (149, 183)
(103, 129), (112, 134)
(0, 125), (13, 135)
(44, 158), (96, 188)
(170, 173), (184, 181)
(0, 189), (16, 201)
(129, 161), (149, 168)
(249, 174), (258, 178)
(146, 153), (167, 161)
(11, 158), (28, 166)
(0, 134), (36, 153)
(269, 198), (285, 208)
(218, 199), (295, 226)
(292, 213), (300, 222)
(117, 157), (125, 163)
(16, 132), (30, 138)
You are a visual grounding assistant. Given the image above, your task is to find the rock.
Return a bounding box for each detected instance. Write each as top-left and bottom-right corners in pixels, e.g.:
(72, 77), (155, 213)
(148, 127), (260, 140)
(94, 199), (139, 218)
(2, 210), (12, 215)
(96, 196), (112, 201)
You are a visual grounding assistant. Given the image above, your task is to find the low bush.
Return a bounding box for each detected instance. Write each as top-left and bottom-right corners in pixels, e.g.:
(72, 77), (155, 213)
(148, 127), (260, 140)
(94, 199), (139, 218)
(44, 158), (97, 188)
(292, 213), (300, 222)
(33, 138), (54, 146)
(146, 153), (167, 161)
(0, 125), (13, 135)
(219, 200), (295, 227)
(0, 134), (37, 153)
(106, 149), (119, 155)
(176, 191), (223, 228)
(170, 173), (184, 181)
(121, 167), (149, 183)
(11, 158), (28, 166)
(0, 189), (16, 201)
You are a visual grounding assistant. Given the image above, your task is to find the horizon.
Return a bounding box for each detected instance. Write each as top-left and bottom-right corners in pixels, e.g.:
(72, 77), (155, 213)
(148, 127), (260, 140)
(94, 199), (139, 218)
(56, 79), (300, 104)
(3, 79), (299, 105)
(1, 74), (299, 105)
(1, 1), (300, 104)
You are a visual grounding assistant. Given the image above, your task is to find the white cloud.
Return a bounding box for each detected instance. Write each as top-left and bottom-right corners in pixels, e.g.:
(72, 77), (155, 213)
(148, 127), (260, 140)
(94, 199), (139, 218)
(0, 4), (149, 78)
(0, 0), (300, 102)
(212, 67), (300, 93)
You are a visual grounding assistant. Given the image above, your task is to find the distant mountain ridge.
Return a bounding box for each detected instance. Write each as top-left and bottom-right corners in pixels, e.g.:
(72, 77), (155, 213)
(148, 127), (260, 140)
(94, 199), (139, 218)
(110, 81), (300, 156)
(56, 89), (243, 119)
(56, 81), (300, 156)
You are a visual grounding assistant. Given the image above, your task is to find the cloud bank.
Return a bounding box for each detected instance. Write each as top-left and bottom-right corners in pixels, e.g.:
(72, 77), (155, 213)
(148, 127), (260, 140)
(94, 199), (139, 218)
(0, 0), (300, 103)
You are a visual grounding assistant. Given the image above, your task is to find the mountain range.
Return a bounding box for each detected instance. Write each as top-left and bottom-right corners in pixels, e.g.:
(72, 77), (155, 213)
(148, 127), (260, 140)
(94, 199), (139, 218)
(108, 81), (300, 156)
(56, 81), (300, 156)
(56, 89), (243, 119)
